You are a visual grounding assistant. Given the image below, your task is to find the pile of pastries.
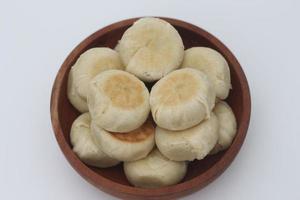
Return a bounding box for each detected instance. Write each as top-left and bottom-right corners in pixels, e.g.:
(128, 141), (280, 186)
(67, 17), (237, 188)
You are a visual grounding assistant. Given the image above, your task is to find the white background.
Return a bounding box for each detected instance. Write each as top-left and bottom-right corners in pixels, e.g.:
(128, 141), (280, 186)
(1, 0), (300, 199)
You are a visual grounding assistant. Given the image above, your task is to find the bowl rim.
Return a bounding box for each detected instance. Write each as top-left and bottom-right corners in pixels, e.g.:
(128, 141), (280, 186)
(50, 17), (251, 198)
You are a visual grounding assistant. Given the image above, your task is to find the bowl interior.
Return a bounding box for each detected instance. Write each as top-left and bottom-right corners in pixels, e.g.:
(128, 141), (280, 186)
(56, 21), (245, 187)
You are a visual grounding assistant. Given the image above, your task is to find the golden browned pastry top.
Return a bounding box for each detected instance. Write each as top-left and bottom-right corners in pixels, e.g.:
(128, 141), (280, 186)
(110, 119), (154, 142)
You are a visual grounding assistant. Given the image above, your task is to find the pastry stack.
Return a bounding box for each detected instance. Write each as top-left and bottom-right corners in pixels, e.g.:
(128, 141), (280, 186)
(67, 17), (237, 189)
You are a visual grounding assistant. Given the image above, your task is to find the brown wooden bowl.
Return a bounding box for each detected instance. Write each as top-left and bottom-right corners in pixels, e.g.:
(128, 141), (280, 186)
(50, 17), (251, 200)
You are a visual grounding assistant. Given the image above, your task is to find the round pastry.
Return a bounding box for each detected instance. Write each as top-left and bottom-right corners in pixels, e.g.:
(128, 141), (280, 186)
(150, 68), (216, 131)
(116, 17), (184, 82)
(91, 119), (155, 162)
(210, 101), (237, 154)
(87, 70), (150, 133)
(124, 148), (187, 188)
(70, 113), (119, 168)
(155, 113), (219, 161)
(68, 71), (89, 112)
(182, 47), (231, 99)
(67, 47), (123, 112)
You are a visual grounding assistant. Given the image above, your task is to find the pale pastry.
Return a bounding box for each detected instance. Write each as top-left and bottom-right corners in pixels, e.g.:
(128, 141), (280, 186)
(124, 148), (187, 188)
(87, 70), (150, 132)
(91, 119), (155, 162)
(70, 113), (119, 168)
(67, 48), (123, 112)
(116, 17), (184, 82)
(182, 47), (231, 99)
(150, 68), (216, 131)
(210, 101), (237, 154)
(155, 113), (219, 161)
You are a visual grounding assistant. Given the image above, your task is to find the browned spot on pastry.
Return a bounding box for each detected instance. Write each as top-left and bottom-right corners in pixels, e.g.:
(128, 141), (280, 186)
(155, 72), (198, 106)
(110, 119), (154, 142)
(103, 74), (145, 109)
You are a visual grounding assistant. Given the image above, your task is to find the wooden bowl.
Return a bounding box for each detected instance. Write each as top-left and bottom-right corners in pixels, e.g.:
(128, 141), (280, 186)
(50, 17), (251, 200)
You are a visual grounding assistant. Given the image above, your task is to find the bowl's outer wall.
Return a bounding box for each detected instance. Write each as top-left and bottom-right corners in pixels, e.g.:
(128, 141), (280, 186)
(51, 17), (251, 200)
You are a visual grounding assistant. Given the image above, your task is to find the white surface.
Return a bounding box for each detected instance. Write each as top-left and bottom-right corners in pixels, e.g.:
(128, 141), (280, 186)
(1, 0), (300, 199)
